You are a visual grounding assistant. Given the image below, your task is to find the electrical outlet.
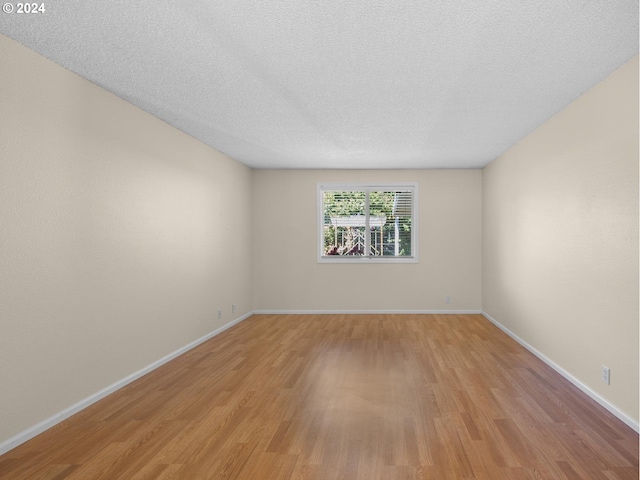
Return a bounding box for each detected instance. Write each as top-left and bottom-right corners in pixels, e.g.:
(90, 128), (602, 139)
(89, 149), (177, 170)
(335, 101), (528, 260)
(445, 296), (452, 304)
(217, 310), (222, 320)
(232, 304), (237, 313)
(601, 365), (610, 385)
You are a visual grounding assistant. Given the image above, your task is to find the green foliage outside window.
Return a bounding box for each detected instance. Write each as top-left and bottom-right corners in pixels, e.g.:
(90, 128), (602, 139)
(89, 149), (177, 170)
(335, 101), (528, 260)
(322, 190), (412, 257)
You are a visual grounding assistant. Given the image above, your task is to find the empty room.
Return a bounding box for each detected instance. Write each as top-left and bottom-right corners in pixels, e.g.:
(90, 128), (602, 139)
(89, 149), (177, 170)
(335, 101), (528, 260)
(0, 2), (638, 479)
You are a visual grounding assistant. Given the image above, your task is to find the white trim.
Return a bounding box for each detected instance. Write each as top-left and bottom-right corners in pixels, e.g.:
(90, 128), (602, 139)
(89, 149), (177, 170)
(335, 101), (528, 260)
(481, 311), (639, 433)
(318, 182), (419, 190)
(253, 309), (482, 315)
(8, 309), (633, 459)
(318, 256), (419, 264)
(0, 312), (253, 456)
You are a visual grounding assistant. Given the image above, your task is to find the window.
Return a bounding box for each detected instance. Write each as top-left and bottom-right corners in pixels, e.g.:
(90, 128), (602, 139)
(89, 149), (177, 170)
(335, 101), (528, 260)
(318, 183), (418, 263)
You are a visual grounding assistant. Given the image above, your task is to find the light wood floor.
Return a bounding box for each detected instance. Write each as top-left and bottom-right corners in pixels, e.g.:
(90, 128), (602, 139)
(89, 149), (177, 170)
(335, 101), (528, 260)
(0, 314), (637, 479)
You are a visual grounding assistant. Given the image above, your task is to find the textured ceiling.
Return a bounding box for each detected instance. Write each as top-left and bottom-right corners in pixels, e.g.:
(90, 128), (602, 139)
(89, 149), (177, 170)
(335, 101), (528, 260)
(1, 1), (638, 169)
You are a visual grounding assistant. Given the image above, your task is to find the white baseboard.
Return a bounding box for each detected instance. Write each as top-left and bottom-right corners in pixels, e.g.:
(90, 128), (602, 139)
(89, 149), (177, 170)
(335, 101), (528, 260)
(10, 309), (631, 458)
(0, 312), (253, 457)
(253, 309), (483, 315)
(481, 311), (639, 433)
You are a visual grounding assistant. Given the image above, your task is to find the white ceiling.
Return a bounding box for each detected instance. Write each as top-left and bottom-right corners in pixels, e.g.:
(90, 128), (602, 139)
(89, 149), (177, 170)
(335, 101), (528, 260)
(1, 1), (638, 169)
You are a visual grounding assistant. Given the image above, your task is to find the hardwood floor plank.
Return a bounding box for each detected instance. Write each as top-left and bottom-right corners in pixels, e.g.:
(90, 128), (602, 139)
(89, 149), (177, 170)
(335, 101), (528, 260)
(0, 314), (637, 479)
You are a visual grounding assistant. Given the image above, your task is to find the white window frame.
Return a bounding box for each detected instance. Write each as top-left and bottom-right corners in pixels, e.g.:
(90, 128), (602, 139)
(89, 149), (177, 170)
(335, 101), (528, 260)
(317, 182), (418, 263)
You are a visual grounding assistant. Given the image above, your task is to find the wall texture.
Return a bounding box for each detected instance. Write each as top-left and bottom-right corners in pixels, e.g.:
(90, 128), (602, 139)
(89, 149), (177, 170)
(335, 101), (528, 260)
(252, 169), (482, 312)
(482, 56), (639, 423)
(0, 35), (253, 446)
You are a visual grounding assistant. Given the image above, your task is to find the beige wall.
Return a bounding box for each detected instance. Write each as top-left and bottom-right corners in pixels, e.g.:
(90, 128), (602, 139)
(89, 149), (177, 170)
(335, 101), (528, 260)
(252, 169), (482, 311)
(0, 35), (253, 445)
(482, 56), (639, 422)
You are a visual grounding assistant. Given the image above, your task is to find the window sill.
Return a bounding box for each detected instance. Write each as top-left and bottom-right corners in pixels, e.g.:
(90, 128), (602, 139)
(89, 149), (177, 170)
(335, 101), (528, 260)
(318, 256), (418, 264)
